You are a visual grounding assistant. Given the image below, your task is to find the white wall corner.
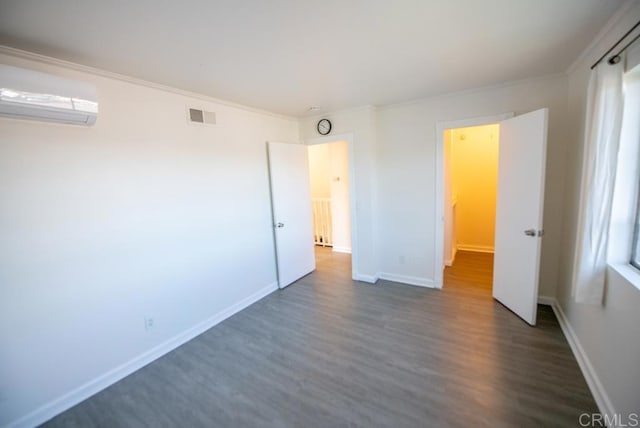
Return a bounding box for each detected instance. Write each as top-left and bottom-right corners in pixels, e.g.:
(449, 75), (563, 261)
(6, 281), (279, 428)
(444, 246), (456, 267)
(451, 247), (458, 266)
(545, 298), (617, 422)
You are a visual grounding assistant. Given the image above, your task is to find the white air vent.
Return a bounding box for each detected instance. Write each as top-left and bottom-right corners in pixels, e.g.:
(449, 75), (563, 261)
(187, 108), (215, 125)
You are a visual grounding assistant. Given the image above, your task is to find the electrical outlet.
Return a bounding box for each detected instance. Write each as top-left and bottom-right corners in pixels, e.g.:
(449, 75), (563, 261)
(144, 317), (154, 331)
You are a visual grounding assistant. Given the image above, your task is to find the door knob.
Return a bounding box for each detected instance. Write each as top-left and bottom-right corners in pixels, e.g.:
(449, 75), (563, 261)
(524, 229), (536, 236)
(276, 222), (284, 228)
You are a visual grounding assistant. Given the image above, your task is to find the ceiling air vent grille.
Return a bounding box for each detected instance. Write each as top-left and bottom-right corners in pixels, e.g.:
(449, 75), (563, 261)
(188, 108), (216, 125)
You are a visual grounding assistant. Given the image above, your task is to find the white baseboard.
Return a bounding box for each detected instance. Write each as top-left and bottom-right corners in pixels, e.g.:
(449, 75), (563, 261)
(353, 273), (379, 283)
(332, 246), (352, 254)
(456, 244), (494, 253)
(377, 272), (436, 288)
(543, 297), (616, 422)
(8, 281), (279, 428)
(537, 295), (555, 306)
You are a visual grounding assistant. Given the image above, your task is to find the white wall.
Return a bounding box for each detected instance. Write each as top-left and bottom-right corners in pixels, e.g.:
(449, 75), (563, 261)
(375, 75), (569, 293)
(450, 125), (499, 253)
(557, 1), (640, 417)
(300, 77), (568, 293)
(328, 141), (351, 253)
(308, 143), (330, 198)
(0, 51), (299, 426)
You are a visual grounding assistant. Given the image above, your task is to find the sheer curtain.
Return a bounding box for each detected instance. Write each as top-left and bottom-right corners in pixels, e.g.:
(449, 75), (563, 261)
(572, 58), (625, 304)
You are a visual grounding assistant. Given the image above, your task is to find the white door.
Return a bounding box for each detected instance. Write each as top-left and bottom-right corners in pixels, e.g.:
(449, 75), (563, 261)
(493, 108), (548, 325)
(267, 141), (315, 288)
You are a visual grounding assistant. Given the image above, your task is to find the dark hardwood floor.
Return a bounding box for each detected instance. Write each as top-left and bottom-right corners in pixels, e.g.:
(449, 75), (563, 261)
(44, 248), (599, 427)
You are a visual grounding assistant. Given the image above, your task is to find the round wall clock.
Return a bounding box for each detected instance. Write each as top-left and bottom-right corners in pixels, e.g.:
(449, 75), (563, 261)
(317, 118), (332, 135)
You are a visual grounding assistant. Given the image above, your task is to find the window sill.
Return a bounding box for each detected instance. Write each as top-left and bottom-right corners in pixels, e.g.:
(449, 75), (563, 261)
(608, 263), (640, 291)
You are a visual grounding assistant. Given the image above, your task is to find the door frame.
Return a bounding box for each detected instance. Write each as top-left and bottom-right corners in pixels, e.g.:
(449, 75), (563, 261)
(305, 132), (358, 281)
(434, 113), (513, 289)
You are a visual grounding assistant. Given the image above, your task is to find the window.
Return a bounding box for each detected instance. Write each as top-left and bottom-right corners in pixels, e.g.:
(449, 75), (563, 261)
(610, 58), (640, 275)
(631, 201), (640, 269)
(629, 63), (640, 270)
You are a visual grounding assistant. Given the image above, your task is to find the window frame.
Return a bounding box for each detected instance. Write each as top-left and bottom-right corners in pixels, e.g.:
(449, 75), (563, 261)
(631, 188), (640, 270)
(608, 57), (640, 289)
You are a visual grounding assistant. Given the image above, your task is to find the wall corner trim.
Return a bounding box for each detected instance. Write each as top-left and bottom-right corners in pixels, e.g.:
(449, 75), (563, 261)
(6, 281), (279, 428)
(543, 297), (617, 421)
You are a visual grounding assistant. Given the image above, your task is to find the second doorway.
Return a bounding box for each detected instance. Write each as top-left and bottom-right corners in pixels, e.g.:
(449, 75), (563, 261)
(307, 140), (352, 256)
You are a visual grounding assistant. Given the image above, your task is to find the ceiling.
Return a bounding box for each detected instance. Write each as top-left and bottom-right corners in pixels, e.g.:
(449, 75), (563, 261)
(0, 0), (626, 117)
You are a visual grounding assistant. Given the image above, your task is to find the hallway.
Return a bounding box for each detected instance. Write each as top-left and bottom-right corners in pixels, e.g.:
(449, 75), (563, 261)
(46, 247), (599, 428)
(443, 250), (494, 295)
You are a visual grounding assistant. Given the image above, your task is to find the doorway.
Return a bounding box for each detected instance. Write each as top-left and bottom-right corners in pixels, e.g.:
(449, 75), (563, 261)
(307, 140), (352, 256)
(306, 133), (358, 280)
(435, 110), (549, 325)
(443, 124), (499, 292)
(267, 133), (358, 289)
(435, 112), (512, 288)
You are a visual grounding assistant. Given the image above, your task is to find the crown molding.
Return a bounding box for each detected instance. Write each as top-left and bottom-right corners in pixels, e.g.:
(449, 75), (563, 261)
(300, 104), (377, 121)
(0, 45), (297, 122)
(376, 72), (566, 112)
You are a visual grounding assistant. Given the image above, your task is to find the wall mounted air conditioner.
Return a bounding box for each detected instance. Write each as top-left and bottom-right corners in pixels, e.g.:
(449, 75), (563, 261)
(0, 64), (98, 126)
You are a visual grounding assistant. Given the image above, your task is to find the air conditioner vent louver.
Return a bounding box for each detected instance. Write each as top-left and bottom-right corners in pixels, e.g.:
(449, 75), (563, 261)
(0, 64), (98, 126)
(188, 108), (216, 125)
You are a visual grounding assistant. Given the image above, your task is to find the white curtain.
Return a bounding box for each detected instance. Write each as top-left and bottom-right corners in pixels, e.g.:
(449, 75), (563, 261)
(572, 59), (625, 304)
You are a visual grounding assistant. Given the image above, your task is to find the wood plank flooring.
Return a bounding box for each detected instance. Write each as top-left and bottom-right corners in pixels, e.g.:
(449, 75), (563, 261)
(44, 249), (599, 428)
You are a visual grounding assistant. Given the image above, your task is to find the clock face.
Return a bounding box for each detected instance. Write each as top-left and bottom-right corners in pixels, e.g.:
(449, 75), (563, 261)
(317, 119), (332, 135)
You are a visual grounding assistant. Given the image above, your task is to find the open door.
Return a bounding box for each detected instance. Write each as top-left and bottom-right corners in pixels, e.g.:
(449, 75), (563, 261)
(267, 141), (315, 288)
(493, 108), (548, 325)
